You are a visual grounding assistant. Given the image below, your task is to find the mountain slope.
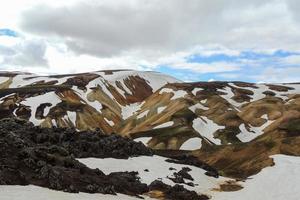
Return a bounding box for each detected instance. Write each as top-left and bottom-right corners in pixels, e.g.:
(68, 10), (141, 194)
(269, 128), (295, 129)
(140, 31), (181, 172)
(119, 81), (300, 178)
(0, 70), (300, 199)
(0, 70), (180, 133)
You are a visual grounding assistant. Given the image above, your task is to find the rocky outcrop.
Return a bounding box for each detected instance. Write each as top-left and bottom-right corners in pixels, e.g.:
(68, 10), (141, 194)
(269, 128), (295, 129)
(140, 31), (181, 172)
(0, 118), (208, 199)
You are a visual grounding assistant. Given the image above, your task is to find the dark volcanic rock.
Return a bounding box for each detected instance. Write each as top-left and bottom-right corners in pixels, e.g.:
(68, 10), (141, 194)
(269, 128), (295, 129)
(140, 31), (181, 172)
(168, 167), (194, 186)
(149, 180), (209, 200)
(0, 118), (150, 196)
(166, 155), (219, 178)
(0, 118), (209, 199)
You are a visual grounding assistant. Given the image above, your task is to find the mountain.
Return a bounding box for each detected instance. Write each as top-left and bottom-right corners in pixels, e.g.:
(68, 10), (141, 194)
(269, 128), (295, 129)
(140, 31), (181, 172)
(0, 70), (180, 132)
(0, 70), (299, 200)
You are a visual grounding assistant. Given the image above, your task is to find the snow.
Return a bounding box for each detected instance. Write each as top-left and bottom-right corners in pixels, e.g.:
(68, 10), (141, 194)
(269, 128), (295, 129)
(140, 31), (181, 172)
(79, 155), (230, 195)
(9, 74), (74, 88)
(218, 83), (300, 107)
(72, 83), (103, 113)
(227, 83), (268, 103)
(134, 137), (152, 145)
(250, 119), (274, 136)
(104, 118), (115, 126)
(9, 75), (26, 88)
(0, 94), (15, 103)
(154, 121), (174, 129)
(237, 124), (255, 142)
(157, 106), (167, 113)
(121, 103), (141, 119)
(113, 83), (128, 97)
(251, 84), (271, 101)
(137, 110), (149, 119)
(0, 77), (9, 84)
(116, 80), (132, 96)
(189, 103), (209, 112)
(192, 88), (203, 96)
(180, 138), (202, 150)
(218, 87), (243, 109)
(0, 185), (146, 200)
(237, 118), (274, 142)
(159, 88), (187, 100)
(43, 105), (51, 116)
(159, 88), (173, 94)
(262, 84), (300, 101)
(138, 72), (181, 91)
(283, 83), (300, 93)
(52, 119), (57, 127)
(212, 155), (300, 200)
(261, 114), (268, 120)
(200, 99), (207, 104)
(21, 92), (61, 125)
(101, 70), (181, 92)
(192, 117), (225, 145)
(228, 83), (293, 103)
(67, 111), (77, 126)
(228, 83), (267, 102)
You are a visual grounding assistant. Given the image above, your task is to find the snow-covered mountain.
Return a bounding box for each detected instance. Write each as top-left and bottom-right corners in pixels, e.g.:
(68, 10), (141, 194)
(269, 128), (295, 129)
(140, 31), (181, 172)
(0, 70), (180, 133)
(0, 70), (300, 200)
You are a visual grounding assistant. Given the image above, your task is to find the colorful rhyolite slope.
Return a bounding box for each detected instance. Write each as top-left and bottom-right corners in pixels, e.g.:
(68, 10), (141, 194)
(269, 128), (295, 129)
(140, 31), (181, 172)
(0, 70), (300, 199)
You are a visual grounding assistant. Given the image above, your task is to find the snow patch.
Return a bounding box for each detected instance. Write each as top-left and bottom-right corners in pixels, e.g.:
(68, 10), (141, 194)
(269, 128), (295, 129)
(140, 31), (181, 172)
(22, 92), (61, 125)
(192, 88), (203, 96)
(104, 118), (115, 126)
(189, 103), (209, 112)
(137, 110), (149, 119)
(180, 138), (202, 150)
(159, 88), (187, 100)
(218, 87), (243, 108)
(192, 117), (224, 145)
(0, 185), (145, 200)
(121, 103), (141, 119)
(79, 155), (230, 194)
(200, 99), (207, 104)
(237, 119), (274, 142)
(134, 137), (152, 145)
(154, 121), (174, 129)
(67, 111), (77, 126)
(157, 106), (167, 113)
(0, 77), (9, 84)
(101, 71), (180, 92)
(212, 155), (300, 200)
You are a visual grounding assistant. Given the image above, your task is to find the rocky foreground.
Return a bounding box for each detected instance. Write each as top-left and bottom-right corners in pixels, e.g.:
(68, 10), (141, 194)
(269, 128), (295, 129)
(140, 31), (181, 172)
(0, 118), (210, 200)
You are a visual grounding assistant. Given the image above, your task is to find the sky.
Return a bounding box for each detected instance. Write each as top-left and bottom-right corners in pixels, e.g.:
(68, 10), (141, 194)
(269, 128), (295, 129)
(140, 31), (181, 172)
(0, 0), (300, 83)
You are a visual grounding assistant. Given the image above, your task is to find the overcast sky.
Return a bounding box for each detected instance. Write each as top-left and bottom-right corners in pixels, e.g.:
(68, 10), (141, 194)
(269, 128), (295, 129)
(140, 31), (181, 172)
(0, 0), (300, 82)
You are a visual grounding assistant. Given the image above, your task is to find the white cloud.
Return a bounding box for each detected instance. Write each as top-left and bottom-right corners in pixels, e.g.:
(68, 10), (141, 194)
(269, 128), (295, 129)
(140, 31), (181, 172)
(279, 54), (300, 65)
(253, 67), (300, 83)
(169, 62), (240, 74)
(0, 39), (48, 69)
(20, 0), (300, 56)
(0, 0), (298, 83)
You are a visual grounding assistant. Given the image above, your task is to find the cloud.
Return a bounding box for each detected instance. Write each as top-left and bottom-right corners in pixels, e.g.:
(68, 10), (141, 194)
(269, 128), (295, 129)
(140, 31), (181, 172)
(0, 39), (48, 68)
(253, 67), (300, 83)
(20, 0), (300, 57)
(0, 0), (298, 84)
(0, 46), (16, 56)
(169, 61), (240, 74)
